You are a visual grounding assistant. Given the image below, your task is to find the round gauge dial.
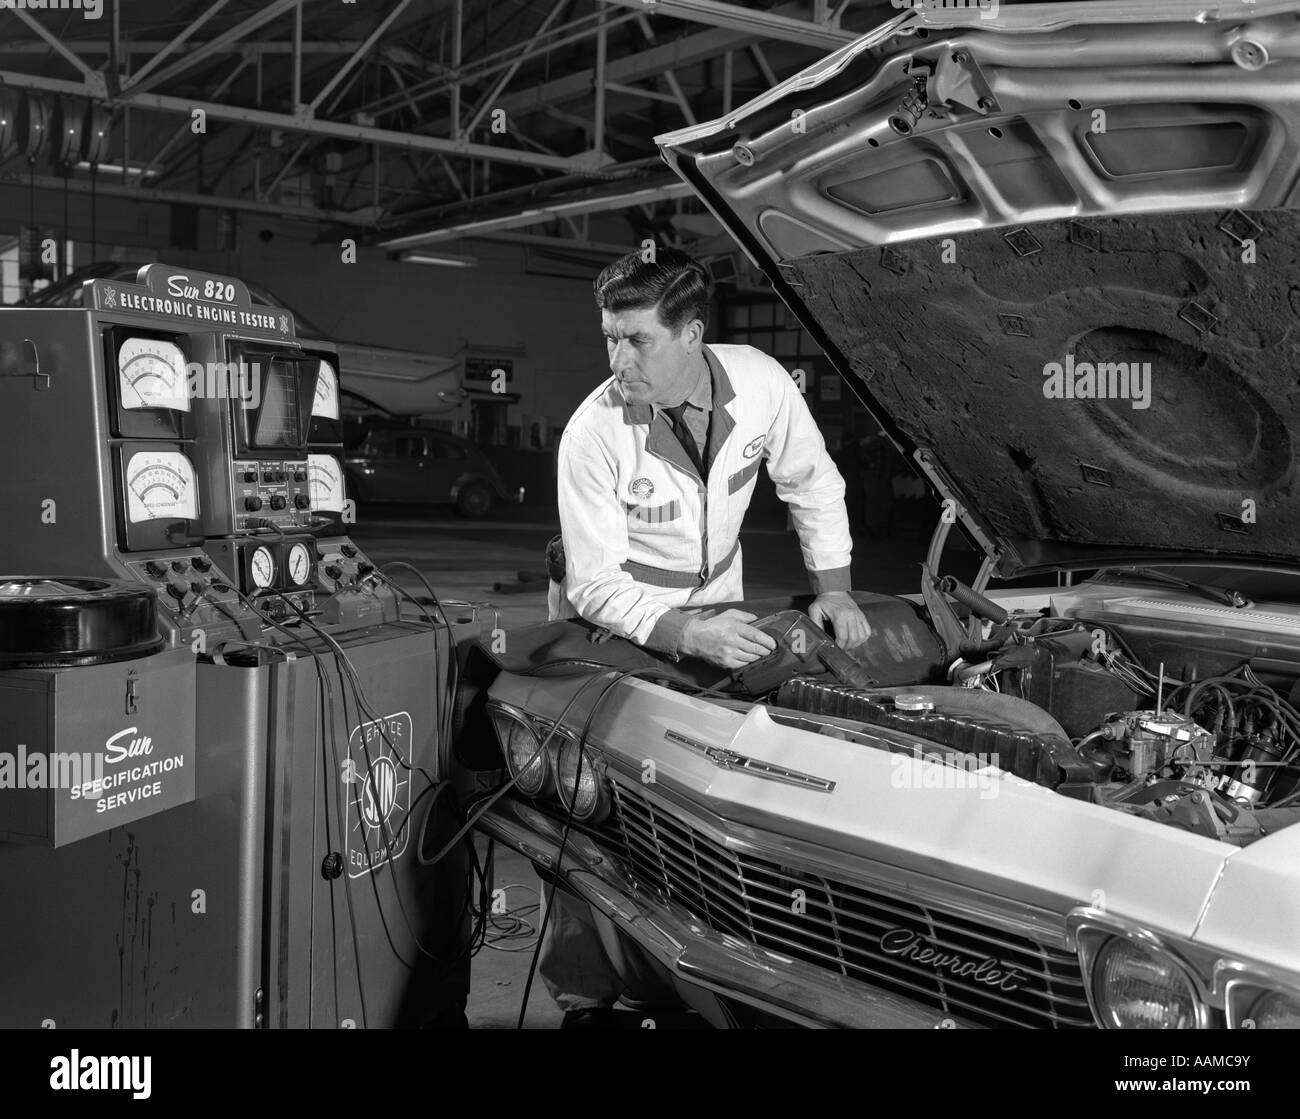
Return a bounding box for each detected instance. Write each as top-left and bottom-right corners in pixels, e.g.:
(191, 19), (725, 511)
(307, 453), (345, 512)
(313, 360), (340, 420)
(125, 451), (199, 523)
(249, 546), (276, 589)
(287, 542), (312, 586)
(118, 337), (190, 411)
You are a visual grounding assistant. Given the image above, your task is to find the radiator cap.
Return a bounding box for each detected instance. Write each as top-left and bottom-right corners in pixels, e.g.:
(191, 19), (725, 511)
(894, 692), (935, 713)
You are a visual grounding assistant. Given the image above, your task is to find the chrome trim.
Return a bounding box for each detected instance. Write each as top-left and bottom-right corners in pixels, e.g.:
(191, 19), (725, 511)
(663, 729), (837, 793)
(479, 796), (982, 1030)
(554, 731), (613, 824)
(599, 753), (1070, 949)
(486, 700), (556, 798)
(1213, 960), (1300, 1029)
(603, 778), (1088, 1028)
(1066, 908), (1209, 1029)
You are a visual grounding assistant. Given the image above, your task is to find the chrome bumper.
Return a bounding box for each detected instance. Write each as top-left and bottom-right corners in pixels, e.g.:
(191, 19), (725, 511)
(478, 797), (980, 1029)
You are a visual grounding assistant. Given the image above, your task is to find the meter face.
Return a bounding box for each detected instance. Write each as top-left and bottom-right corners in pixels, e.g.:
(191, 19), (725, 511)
(118, 337), (191, 412)
(250, 546), (276, 589)
(313, 360), (340, 420)
(308, 454), (345, 512)
(287, 542), (312, 586)
(125, 451), (198, 523)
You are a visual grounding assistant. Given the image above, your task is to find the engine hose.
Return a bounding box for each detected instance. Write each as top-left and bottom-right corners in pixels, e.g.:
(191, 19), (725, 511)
(937, 575), (1009, 625)
(871, 684), (1071, 743)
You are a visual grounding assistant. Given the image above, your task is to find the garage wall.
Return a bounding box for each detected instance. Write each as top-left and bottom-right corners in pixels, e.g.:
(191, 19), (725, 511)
(0, 189), (615, 442)
(173, 231), (615, 443)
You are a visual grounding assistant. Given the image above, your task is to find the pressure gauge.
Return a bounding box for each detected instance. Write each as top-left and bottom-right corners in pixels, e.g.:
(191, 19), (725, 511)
(118, 337), (190, 411)
(125, 451), (199, 523)
(286, 542), (312, 586)
(249, 546), (276, 589)
(313, 360), (340, 419)
(308, 453), (345, 512)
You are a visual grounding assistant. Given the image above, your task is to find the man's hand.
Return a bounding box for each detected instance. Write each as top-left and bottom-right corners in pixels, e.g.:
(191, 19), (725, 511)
(679, 609), (778, 669)
(808, 592), (872, 649)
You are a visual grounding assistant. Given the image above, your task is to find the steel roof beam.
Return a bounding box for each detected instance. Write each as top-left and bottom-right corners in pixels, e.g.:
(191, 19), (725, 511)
(602, 0), (854, 50)
(121, 0), (308, 99)
(123, 1), (231, 92)
(5, 6), (94, 78)
(0, 69), (586, 172)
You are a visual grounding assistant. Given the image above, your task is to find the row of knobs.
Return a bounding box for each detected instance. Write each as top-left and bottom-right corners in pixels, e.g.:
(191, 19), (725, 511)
(144, 558), (213, 601)
(244, 494), (311, 511)
(240, 469), (308, 483)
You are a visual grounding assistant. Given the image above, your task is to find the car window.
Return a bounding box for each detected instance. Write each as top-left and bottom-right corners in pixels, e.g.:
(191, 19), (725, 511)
(429, 437), (466, 460)
(362, 431), (395, 455)
(394, 434), (427, 458)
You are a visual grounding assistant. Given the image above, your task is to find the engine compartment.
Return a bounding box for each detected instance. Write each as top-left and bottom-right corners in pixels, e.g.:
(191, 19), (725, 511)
(770, 593), (1300, 848)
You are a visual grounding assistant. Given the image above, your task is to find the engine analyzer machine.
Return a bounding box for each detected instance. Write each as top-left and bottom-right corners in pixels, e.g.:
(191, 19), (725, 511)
(0, 265), (471, 1027)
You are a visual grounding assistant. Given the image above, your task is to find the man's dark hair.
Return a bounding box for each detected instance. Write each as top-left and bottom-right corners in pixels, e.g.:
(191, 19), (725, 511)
(594, 247), (712, 335)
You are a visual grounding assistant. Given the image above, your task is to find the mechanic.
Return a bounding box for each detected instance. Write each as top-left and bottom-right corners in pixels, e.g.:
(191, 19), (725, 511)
(541, 247), (870, 1027)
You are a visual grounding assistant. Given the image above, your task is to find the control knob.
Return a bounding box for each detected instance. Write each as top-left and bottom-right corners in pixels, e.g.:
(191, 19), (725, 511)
(294, 494), (311, 510)
(244, 496), (264, 512)
(270, 495), (288, 511)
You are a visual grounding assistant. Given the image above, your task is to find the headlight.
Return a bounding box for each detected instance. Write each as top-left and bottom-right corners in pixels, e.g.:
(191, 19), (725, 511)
(555, 733), (609, 822)
(489, 707), (553, 798)
(1242, 990), (1300, 1029)
(1093, 938), (1200, 1029)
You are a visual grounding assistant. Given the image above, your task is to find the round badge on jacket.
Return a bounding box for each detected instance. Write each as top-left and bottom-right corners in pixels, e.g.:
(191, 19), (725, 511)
(630, 477), (655, 500)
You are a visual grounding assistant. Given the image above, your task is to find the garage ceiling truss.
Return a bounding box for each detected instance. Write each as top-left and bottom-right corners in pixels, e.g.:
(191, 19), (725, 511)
(0, 1), (879, 239)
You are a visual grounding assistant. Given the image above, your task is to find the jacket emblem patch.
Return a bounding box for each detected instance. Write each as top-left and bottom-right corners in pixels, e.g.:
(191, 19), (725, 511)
(743, 435), (765, 459)
(630, 476), (655, 500)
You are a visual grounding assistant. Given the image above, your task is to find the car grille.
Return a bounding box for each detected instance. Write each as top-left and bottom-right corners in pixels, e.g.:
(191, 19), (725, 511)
(599, 781), (1094, 1029)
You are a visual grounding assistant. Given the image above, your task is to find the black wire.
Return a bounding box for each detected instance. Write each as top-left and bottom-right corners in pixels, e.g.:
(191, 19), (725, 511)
(270, 589), (481, 967)
(220, 586), (369, 1027)
(514, 667), (658, 1030)
(373, 568), (459, 759)
(415, 670), (623, 872)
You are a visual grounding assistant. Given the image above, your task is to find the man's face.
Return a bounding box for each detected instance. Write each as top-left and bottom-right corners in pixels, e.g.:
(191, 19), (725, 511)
(602, 306), (702, 407)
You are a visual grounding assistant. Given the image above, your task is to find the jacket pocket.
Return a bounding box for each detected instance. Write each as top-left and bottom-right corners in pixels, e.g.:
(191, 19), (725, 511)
(627, 499), (682, 525)
(727, 460), (761, 494)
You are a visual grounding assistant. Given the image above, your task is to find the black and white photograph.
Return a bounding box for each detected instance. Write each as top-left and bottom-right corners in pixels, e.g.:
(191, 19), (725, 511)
(0, 0), (1296, 1081)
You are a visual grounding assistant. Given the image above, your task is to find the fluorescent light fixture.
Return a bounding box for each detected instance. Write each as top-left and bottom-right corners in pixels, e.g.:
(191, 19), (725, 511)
(399, 250), (479, 267)
(77, 161), (162, 179)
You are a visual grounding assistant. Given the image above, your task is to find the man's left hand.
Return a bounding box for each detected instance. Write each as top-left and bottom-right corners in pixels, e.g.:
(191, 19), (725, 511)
(808, 592), (872, 649)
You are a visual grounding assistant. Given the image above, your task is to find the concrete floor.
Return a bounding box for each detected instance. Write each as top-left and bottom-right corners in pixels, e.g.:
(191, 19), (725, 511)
(350, 500), (954, 1028)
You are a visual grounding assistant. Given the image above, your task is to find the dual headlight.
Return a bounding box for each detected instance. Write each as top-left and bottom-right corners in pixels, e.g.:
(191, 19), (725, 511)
(1090, 938), (1201, 1029)
(1074, 914), (1300, 1028)
(1225, 982), (1300, 1030)
(487, 702), (610, 822)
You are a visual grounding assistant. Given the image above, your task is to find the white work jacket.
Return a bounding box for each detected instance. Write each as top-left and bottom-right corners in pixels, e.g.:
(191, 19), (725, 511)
(552, 344), (853, 654)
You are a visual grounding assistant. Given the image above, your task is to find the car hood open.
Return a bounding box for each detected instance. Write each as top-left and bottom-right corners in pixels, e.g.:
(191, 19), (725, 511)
(658, 1), (1300, 577)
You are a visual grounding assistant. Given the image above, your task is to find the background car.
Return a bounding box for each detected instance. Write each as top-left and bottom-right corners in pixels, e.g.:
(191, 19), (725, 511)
(345, 423), (523, 517)
(16, 261), (468, 417)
